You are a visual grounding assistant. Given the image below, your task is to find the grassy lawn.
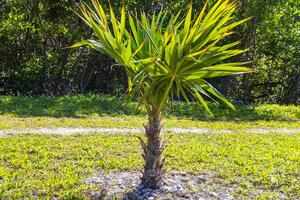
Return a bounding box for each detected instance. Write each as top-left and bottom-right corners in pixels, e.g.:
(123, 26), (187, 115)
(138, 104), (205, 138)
(0, 133), (299, 199)
(0, 95), (299, 130)
(1, 115), (300, 131)
(0, 95), (299, 199)
(1, 95), (299, 120)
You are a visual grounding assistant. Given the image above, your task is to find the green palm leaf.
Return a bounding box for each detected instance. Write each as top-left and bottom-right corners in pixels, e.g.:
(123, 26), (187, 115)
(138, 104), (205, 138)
(71, 0), (253, 115)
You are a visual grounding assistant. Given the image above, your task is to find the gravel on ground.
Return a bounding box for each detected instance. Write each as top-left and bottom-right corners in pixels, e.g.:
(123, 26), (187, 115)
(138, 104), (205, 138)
(84, 170), (287, 200)
(84, 170), (235, 200)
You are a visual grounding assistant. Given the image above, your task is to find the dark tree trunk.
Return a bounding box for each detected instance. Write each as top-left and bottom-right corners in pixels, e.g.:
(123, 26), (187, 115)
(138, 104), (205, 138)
(139, 111), (165, 189)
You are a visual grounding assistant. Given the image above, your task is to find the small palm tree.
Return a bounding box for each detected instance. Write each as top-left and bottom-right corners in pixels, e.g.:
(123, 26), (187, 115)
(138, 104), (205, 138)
(71, 0), (253, 189)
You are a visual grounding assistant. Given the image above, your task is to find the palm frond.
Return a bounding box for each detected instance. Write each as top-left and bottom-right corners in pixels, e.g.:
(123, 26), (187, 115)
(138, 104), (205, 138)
(71, 0), (253, 115)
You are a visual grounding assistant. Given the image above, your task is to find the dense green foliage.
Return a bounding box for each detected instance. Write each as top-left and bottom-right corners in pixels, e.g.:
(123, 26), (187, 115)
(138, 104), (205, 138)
(232, 0), (300, 104)
(0, 0), (299, 104)
(0, 133), (299, 199)
(0, 95), (299, 121)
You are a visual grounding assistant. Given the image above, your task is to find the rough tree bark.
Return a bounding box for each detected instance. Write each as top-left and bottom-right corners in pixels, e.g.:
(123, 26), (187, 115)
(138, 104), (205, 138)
(139, 110), (165, 189)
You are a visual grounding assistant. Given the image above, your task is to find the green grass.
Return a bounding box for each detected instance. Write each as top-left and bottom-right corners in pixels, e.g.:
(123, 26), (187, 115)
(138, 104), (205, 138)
(1, 115), (299, 130)
(0, 94), (299, 121)
(0, 95), (299, 199)
(0, 94), (299, 130)
(0, 133), (299, 199)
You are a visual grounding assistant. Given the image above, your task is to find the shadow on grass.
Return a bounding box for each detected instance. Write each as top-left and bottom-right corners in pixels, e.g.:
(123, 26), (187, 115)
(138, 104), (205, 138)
(0, 94), (299, 121)
(167, 102), (300, 121)
(0, 94), (144, 118)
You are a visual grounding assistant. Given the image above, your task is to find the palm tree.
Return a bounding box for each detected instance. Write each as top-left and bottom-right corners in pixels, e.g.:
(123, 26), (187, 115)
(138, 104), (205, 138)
(71, 0), (253, 189)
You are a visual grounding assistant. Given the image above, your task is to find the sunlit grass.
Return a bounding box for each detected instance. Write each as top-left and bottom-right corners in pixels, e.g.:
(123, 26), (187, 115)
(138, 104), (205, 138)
(0, 115), (299, 130)
(0, 95), (299, 198)
(0, 133), (299, 199)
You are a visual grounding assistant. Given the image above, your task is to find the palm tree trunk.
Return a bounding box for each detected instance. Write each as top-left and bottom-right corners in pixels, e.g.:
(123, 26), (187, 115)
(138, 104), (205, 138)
(139, 110), (165, 189)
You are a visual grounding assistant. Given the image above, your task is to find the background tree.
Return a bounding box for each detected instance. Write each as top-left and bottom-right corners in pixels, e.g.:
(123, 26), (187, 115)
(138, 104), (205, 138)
(243, 0), (300, 104)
